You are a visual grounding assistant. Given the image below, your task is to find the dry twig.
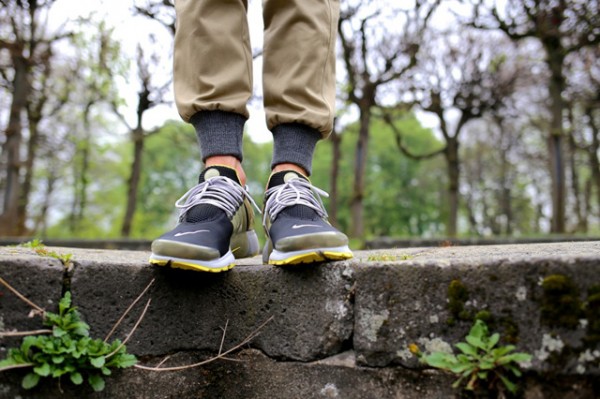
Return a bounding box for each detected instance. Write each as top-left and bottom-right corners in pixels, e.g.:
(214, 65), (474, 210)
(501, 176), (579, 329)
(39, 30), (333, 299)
(134, 316), (274, 372)
(219, 320), (229, 355)
(0, 363), (35, 373)
(0, 329), (52, 337)
(104, 278), (156, 342)
(0, 277), (45, 316)
(106, 298), (152, 359)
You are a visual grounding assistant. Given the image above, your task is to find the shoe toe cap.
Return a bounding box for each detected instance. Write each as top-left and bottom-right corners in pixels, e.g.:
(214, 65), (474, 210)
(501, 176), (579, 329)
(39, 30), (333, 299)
(151, 239), (221, 260)
(274, 231), (349, 252)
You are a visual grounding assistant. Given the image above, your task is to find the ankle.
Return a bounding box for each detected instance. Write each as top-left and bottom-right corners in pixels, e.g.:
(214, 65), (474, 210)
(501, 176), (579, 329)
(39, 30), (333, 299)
(272, 163), (308, 178)
(205, 155), (246, 186)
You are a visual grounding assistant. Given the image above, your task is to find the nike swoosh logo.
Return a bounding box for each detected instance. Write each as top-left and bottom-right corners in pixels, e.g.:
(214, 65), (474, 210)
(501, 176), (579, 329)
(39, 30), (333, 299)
(174, 229), (210, 237)
(291, 224), (322, 229)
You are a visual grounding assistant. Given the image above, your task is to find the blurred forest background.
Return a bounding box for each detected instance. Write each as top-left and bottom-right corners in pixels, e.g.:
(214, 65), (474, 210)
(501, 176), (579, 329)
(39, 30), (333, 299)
(0, 0), (599, 245)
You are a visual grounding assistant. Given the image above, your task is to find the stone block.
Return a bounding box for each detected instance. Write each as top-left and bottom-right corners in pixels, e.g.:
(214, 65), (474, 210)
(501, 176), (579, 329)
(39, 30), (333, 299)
(353, 242), (600, 375)
(0, 247), (64, 349)
(1, 349), (597, 398)
(68, 249), (354, 361)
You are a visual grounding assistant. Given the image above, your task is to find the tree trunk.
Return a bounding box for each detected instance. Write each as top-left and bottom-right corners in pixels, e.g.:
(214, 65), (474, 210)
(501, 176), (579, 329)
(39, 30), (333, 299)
(350, 105), (371, 238)
(567, 122), (583, 233)
(581, 178), (591, 233)
(0, 56), (29, 236)
(33, 167), (58, 236)
(16, 115), (41, 235)
(465, 192), (479, 236)
(329, 122), (341, 228)
(445, 137), (460, 237)
(121, 129), (145, 237)
(69, 133), (92, 233)
(545, 43), (566, 233)
(70, 103), (94, 233)
(498, 133), (513, 236)
(587, 107), (600, 217)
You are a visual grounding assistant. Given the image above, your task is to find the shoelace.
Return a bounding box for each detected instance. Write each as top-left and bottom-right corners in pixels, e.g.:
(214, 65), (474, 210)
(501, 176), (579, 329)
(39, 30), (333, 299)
(175, 176), (260, 220)
(263, 178), (329, 227)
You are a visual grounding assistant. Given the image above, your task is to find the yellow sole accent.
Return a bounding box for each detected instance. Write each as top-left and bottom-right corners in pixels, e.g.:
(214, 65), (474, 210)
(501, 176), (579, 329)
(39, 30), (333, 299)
(149, 259), (235, 273)
(269, 251), (353, 266)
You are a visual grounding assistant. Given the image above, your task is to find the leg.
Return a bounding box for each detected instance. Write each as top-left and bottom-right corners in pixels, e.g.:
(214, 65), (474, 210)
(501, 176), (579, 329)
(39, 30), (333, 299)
(150, 0), (259, 272)
(263, 0), (339, 175)
(174, 0), (253, 165)
(261, 0), (352, 265)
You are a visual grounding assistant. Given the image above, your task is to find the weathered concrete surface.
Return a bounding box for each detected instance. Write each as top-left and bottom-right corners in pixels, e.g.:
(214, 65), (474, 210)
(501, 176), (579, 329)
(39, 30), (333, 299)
(0, 248), (64, 350)
(0, 246), (354, 361)
(0, 238), (152, 251)
(353, 242), (600, 375)
(366, 235), (600, 249)
(68, 249), (354, 361)
(1, 242), (599, 398)
(1, 349), (596, 399)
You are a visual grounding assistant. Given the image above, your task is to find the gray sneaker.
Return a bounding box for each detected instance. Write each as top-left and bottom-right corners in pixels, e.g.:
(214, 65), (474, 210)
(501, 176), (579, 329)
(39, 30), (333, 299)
(262, 170), (353, 265)
(150, 166), (260, 272)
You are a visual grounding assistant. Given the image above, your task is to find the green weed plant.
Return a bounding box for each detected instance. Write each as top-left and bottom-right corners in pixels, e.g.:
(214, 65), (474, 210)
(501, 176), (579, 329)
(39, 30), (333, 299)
(0, 292), (136, 392)
(420, 320), (531, 394)
(19, 240), (73, 265)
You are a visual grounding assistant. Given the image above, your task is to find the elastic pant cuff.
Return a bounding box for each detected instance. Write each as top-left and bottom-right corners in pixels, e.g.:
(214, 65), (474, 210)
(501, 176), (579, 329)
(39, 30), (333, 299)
(190, 110), (246, 162)
(271, 123), (321, 176)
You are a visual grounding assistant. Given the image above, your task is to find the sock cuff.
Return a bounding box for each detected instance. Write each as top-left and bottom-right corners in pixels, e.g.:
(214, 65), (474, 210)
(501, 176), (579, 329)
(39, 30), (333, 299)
(190, 110), (246, 162)
(271, 123), (321, 176)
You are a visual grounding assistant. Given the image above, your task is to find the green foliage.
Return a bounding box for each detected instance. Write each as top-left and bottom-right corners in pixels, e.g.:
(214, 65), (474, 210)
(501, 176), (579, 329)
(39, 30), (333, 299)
(420, 320), (531, 394)
(460, 129), (540, 236)
(0, 292), (136, 392)
(44, 138), (130, 239)
(34, 248), (73, 265)
(131, 121), (200, 238)
(20, 240), (73, 265)
(311, 111), (446, 239)
(19, 239), (45, 249)
(366, 253), (413, 261)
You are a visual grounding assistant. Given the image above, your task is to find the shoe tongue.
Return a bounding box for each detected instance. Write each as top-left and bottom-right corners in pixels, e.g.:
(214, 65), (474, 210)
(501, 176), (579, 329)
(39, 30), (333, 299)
(184, 165), (240, 223)
(199, 165), (241, 185)
(267, 170), (308, 190)
(267, 170), (318, 220)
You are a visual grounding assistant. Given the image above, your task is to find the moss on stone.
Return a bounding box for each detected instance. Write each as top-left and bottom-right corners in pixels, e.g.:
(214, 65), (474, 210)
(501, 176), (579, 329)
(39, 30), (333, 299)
(448, 279), (471, 323)
(584, 287), (600, 346)
(540, 274), (582, 329)
(500, 317), (520, 344)
(474, 310), (492, 323)
(444, 280), (522, 345)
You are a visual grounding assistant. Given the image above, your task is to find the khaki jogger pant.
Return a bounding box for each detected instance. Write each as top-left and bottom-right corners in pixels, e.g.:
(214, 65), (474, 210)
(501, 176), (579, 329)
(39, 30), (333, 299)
(173, 0), (339, 138)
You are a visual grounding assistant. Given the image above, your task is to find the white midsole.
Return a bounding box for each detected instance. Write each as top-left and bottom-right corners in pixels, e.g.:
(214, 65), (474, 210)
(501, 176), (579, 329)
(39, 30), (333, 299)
(268, 245), (352, 261)
(149, 250), (235, 269)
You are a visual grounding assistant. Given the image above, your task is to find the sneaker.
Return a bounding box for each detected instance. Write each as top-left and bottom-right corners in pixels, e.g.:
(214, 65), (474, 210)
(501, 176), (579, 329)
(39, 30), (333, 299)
(149, 165), (260, 272)
(262, 170), (353, 265)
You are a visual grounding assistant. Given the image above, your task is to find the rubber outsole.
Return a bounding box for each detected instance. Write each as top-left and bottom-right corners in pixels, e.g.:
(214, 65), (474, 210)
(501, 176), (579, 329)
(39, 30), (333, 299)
(267, 245), (353, 266)
(149, 252), (235, 273)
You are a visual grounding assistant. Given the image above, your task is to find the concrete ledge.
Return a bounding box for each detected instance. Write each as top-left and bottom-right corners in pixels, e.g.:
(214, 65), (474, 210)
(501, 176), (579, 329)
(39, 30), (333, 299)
(366, 236), (600, 249)
(1, 242), (599, 398)
(69, 252), (353, 361)
(0, 349), (596, 398)
(354, 245), (600, 374)
(0, 249), (64, 350)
